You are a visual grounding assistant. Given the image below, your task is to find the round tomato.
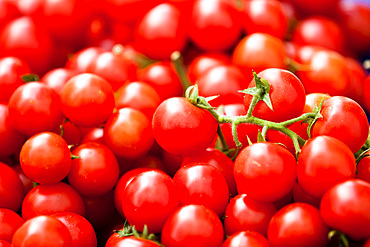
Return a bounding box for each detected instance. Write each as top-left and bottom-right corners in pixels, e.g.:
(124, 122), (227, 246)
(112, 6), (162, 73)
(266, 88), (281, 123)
(222, 230), (270, 247)
(0, 162), (25, 212)
(0, 208), (24, 243)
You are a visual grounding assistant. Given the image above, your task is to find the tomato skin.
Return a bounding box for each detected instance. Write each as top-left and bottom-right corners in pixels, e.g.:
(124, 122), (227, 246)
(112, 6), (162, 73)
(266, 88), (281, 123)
(122, 170), (179, 233)
(0, 208), (24, 243)
(0, 162), (25, 212)
(12, 215), (72, 247)
(60, 73), (115, 128)
(65, 46), (105, 73)
(68, 142), (120, 197)
(234, 142), (297, 202)
(297, 135), (356, 198)
(152, 97), (218, 157)
(224, 194), (277, 237)
(267, 203), (330, 247)
(161, 204), (224, 247)
(222, 230), (270, 247)
(356, 154), (370, 183)
(311, 96), (369, 153)
(243, 68), (306, 122)
(320, 179), (370, 241)
(40, 68), (79, 95)
(21, 182), (86, 220)
(104, 107), (154, 159)
(106, 235), (161, 247)
(20, 132), (72, 184)
(8, 82), (64, 137)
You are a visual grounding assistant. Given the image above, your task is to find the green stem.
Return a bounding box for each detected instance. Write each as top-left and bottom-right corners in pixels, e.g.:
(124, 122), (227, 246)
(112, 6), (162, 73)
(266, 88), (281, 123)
(217, 125), (229, 152)
(171, 51), (192, 93)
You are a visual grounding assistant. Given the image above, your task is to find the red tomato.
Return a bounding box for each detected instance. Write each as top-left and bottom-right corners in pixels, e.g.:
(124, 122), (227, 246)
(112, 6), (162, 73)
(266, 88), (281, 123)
(21, 182), (85, 220)
(0, 208), (24, 243)
(224, 194), (277, 237)
(106, 235), (161, 247)
(267, 203), (330, 247)
(234, 142), (297, 202)
(288, 0), (339, 16)
(51, 212), (97, 247)
(12, 215), (72, 247)
(297, 135), (356, 198)
(40, 68), (79, 95)
(0, 162), (25, 212)
(303, 93), (331, 113)
(243, 68), (306, 122)
(161, 204), (224, 247)
(19, 132), (72, 184)
(8, 82), (64, 137)
(357, 153), (370, 183)
(134, 3), (187, 60)
(68, 142), (119, 197)
(152, 97), (218, 157)
(320, 179), (370, 241)
(311, 96), (369, 153)
(122, 170), (179, 233)
(60, 73), (115, 128)
(65, 46), (105, 73)
(104, 107), (154, 159)
(222, 230), (270, 247)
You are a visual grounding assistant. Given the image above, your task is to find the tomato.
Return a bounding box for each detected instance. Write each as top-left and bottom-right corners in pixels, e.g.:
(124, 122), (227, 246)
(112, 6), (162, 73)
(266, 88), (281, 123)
(106, 235), (161, 247)
(288, 0), (339, 16)
(60, 73), (115, 128)
(232, 33), (287, 79)
(292, 182), (321, 208)
(224, 194), (277, 237)
(311, 96), (369, 153)
(243, 68), (306, 122)
(81, 127), (104, 144)
(104, 107), (154, 159)
(197, 64), (248, 107)
(0, 56), (30, 103)
(267, 203), (330, 247)
(65, 46), (105, 73)
(40, 68), (79, 95)
(297, 135), (356, 198)
(115, 81), (161, 120)
(0, 240), (10, 247)
(173, 162), (229, 217)
(344, 56), (367, 105)
(0, 0), (20, 26)
(357, 153), (370, 183)
(134, 3), (187, 60)
(12, 164), (33, 194)
(68, 142), (119, 197)
(0, 208), (24, 243)
(320, 179), (370, 241)
(12, 215), (72, 247)
(188, 0), (242, 52)
(21, 182), (85, 220)
(234, 142), (297, 202)
(0, 162), (25, 212)
(152, 97), (218, 157)
(122, 170), (179, 233)
(222, 230), (270, 247)
(161, 204), (224, 247)
(19, 132), (72, 184)
(303, 92), (331, 113)
(8, 82), (64, 137)
(51, 212), (97, 247)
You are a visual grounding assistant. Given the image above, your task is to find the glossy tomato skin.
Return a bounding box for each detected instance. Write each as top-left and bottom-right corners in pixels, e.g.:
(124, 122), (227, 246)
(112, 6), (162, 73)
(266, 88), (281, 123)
(161, 204), (224, 247)
(320, 179), (370, 241)
(267, 203), (330, 247)
(152, 97), (218, 157)
(12, 215), (72, 247)
(224, 194), (277, 237)
(222, 230), (270, 247)
(0, 162), (25, 212)
(65, 46), (105, 73)
(20, 132), (72, 184)
(134, 3), (187, 60)
(8, 82), (64, 137)
(104, 107), (154, 159)
(60, 73), (115, 128)
(311, 96), (369, 153)
(40, 68), (79, 95)
(0, 208), (24, 243)
(105, 235), (161, 247)
(297, 135), (356, 198)
(122, 170), (179, 233)
(243, 68), (306, 122)
(234, 142), (297, 202)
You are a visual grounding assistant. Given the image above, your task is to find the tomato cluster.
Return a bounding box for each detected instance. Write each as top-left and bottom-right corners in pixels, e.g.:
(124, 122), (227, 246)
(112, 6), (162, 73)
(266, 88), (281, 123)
(0, 0), (370, 246)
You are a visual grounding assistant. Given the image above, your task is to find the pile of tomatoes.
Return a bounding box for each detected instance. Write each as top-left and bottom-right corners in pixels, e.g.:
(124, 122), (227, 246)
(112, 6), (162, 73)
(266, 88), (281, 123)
(0, 0), (370, 246)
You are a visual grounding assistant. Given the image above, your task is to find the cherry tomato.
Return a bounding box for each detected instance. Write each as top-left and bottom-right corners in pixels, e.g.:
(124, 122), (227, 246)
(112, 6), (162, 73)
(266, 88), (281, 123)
(65, 46), (105, 73)
(152, 97), (218, 157)
(0, 208), (24, 243)
(356, 152), (370, 183)
(161, 204), (224, 247)
(106, 235), (161, 247)
(320, 179), (370, 241)
(0, 162), (25, 212)
(222, 230), (270, 247)
(40, 68), (79, 95)
(234, 142), (297, 202)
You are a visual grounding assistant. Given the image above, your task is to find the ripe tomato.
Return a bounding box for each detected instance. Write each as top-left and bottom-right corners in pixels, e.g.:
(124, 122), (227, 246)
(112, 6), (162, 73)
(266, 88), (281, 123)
(356, 153), (370, 183)
(320, 179), (370, 241)
(65, 46), (105, 73)
(12, 215), (72, 247)
(60, 73), (115, 128)
(152, 97), (218, 157)
(106, 235), (161, 247)
(161, 204), (224, 247)
(222, 230), (270, 247)
(19, 132), (72, 184)
(234, 142), (297, 202)
(297, 135), (356, 198)
(0, 162), (25, 212)
(267, 203), (330, 247)
(40, 68), (79, 95)
(0, 208), (24, 243)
